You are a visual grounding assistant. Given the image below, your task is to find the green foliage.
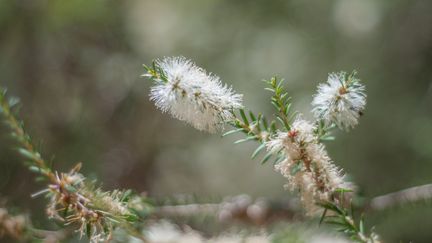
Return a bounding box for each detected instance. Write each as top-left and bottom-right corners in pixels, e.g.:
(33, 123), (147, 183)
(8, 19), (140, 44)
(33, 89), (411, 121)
(318, 199), (380, 243)
(224, 76), (297, 164)
(0, 89), (53, 178)
(142, 61), (169, 84)
(224, 108), (276, 163)
(315, 120), (336, 142)
(226, 108), (274, 142)
(264, 77), (297, 132)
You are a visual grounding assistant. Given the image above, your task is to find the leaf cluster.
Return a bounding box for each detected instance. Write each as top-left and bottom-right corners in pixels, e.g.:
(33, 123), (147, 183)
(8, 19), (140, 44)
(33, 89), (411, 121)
(142, 61), (168, 83)
(264, 76), (297, 131)
(223, 77), (296, 164)
(318, 189), (379, 243)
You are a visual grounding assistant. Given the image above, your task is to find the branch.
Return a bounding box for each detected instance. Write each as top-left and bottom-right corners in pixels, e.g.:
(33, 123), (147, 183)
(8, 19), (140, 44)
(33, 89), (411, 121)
(154, 195), (301, 225)
(156, 183), (432, 224)
(369, 183), (432, 211)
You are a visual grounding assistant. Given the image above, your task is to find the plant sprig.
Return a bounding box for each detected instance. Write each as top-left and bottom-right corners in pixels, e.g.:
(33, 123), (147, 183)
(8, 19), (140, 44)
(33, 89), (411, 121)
(318, 198), (380, 243)
(142, 61), (169, 83)
(264, 77), (297, 131)
(220, 74), (379, 242)
(223, 76), (297, 164)
(315, 120), (336, 142)
(0, 90), (54, 182)
(0, 89), (152, 242)
(223, 108), (277, 164)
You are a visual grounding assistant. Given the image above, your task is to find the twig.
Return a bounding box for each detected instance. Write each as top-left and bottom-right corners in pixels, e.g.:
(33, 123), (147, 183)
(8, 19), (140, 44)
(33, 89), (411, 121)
(156, 183), (432, 223)
(154, 194), (301, 225)
(369, 183), (432, 211)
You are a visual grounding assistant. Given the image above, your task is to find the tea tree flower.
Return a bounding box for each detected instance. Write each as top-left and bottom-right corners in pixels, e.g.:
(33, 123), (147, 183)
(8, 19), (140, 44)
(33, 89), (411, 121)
(143, 57), (243, 133)
(42, 164), (135, 242)
(267, 118), (345, 214)
(312, 71), (366, 130)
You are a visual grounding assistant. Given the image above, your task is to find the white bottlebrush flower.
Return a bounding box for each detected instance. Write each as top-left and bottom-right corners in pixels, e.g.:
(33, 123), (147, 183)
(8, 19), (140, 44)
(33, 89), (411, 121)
(312, 71), (366, 130)
(144, 56), (243, 133)
(267, 117), (346, 215)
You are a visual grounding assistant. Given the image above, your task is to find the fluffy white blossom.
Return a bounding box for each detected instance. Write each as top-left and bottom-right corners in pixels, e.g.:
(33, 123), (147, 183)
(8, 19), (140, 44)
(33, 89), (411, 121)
(312, 71), (366, 130)
(266, 117), (345, 214)
(145, 57), (243, 133)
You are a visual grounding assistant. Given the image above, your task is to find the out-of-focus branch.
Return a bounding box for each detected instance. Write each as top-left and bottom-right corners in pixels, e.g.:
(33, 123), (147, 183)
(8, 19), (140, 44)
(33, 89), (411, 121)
(154, 195), (301, 225)
(0, 207), (27, 241)
(368, 183), (432, 211)
(157, 203), (220, 217)
(0, 207), (68, 242)
(155, 184), (432, 225)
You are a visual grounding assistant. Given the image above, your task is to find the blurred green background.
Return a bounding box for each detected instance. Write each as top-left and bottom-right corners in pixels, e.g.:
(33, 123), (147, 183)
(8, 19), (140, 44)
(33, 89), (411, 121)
(0, 0), (431, 242)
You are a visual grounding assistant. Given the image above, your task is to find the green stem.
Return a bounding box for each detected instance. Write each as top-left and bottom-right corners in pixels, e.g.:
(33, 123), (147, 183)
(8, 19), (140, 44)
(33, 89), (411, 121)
(0, 92), (55, 182)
